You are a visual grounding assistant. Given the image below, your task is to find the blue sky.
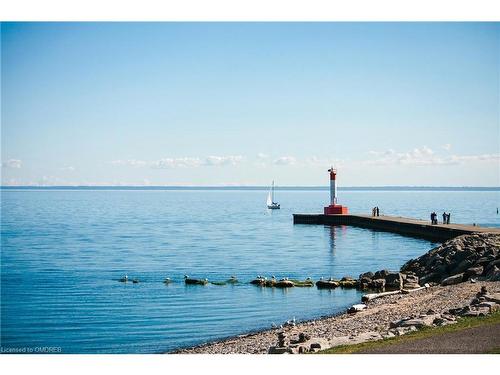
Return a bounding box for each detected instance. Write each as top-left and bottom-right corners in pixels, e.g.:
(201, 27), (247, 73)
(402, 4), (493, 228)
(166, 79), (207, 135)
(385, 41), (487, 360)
(1, 22), (499, 186)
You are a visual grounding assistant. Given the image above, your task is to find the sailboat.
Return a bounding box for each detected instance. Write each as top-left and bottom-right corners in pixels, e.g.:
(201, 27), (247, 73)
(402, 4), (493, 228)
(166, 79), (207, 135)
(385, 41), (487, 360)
(267, 180), (280, 209)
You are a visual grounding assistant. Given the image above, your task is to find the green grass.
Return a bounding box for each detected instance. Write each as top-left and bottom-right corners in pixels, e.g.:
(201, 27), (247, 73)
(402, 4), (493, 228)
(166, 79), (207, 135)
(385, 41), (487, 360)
(484, 347), (500, 354)
(317, 311), (500, 354)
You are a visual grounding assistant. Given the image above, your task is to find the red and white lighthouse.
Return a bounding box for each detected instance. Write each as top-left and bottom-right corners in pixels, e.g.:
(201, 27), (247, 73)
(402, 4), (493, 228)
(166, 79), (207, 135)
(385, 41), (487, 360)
(324, 167), (348, 215)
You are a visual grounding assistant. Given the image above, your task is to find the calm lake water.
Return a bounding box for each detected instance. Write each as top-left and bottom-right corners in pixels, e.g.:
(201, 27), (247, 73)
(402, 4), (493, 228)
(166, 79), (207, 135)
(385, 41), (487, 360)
(1, 189), (499, 353)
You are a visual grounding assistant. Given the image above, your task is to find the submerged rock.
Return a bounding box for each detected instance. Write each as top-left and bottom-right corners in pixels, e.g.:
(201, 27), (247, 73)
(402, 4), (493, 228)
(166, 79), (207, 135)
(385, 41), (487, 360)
(316, 278), (340, 289)
(291, 279), (314, 287)
(184, 276), (208, 285)
(275, 279), (294, 288)
(250, 277), (266, 286)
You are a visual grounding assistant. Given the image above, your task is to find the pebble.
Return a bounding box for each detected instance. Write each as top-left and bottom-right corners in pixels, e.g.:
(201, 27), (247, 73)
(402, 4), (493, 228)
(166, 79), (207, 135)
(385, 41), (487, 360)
(171, 281), (500, 354)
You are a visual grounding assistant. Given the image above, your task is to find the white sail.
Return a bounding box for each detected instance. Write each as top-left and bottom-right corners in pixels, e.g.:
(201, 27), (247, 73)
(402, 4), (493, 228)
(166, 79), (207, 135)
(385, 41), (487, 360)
(267, 180), (280, 209)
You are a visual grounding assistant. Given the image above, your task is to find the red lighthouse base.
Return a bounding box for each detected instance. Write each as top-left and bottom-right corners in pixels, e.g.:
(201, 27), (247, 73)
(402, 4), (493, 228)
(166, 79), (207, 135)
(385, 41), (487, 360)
(324, 205), (349, 215)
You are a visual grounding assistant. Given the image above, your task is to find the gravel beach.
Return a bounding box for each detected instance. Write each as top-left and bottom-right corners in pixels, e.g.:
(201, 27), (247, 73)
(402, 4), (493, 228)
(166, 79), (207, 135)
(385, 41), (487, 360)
(171, 281), (500, 354)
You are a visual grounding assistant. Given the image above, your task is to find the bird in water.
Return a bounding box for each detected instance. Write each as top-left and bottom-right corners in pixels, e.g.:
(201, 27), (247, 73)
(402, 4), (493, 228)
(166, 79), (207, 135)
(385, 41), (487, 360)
(119, 275), (128, 282)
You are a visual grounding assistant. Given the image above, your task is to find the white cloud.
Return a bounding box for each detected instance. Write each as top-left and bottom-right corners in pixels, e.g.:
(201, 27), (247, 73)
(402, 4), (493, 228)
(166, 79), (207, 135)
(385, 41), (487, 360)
(112, 155), (244, 169)
(305, 156), (344, 167)
(448, 154), (500, 163)
(442, 144), (452, 151)
(203, 155), (243, 166)
(257, 153), (269, 160)
(60, 166), (75, 171)
(366, 147), (500, 167)
(111, 159), (148, 167)
(2, 159), (22, 168)
(151, 157), (202, 169)
(273, 156), (297, 166)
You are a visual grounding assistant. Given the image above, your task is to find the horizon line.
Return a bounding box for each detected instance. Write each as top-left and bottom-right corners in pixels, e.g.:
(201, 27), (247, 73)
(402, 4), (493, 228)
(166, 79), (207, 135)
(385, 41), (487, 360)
(1, 185), (499, 190)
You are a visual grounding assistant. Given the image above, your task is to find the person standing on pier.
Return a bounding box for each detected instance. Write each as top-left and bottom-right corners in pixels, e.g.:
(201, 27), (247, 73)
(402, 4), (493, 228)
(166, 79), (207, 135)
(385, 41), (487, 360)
(447, 212), (451, 224)
(376, 207), (380, 216)
(442, 212), (447, 224)
(430, 212), (437, 225)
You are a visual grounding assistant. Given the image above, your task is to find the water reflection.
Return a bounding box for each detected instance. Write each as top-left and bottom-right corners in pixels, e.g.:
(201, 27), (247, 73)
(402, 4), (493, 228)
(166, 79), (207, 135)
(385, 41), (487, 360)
(327, 225), (348, 255)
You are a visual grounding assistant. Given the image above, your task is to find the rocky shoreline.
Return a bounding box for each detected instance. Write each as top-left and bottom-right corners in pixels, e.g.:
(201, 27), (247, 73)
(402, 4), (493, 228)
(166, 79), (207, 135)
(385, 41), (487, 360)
(171, 233), (500, 354)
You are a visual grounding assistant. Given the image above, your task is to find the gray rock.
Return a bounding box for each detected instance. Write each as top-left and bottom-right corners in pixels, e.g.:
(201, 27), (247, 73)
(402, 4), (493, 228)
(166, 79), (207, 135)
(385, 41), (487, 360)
(340, 276), (355, 282)
(391, 314), (439, 328)
(298, 333), (311, 343)
(392, 326), (417, 336)
(359, 271), (374, 280)
(371, 278), (386, 290)
(476, 301), (499, 313)
(449, 305), (470, 316)
(403, 282), (421, 289)
(486, 266), (500, 281)
(348, 304), (367, 313)
(373, 269), (390, 280)
(381, 331), (396, 339)
(432, 317), (451, 326)
(268, 346), (291, 354)
(420, 272), (440, 284)
(485, 259), (500, 273)
(441, 273), (464, 286)
(296, 346), (307, 354)
(385, 272), (403, 290)
(390, 319), (404, 328)
(484, 293), (500, 304)
(450, 258), (474, 275)
(461, 309), (488, 317)
(405, 274), (419, 284)
(464, 265), (484, 279)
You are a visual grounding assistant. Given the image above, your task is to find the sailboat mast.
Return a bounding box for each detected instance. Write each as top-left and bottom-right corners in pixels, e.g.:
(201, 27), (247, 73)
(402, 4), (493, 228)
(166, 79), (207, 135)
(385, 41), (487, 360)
(271, 180), (274, 203)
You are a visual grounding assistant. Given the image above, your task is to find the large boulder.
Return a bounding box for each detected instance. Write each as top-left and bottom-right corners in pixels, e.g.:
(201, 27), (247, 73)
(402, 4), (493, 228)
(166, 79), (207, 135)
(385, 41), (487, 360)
(373, 269), (390, 280)
(464, 265), (484, 279)
(405, 274), (419, 284)
(441, 273), (464, 286)
(359, 271), (374, 281)
(403, 282), (421, 290)
(370, 278), (386, 290)
(486, 266), (500, 281)
(385, 272), (404, 290)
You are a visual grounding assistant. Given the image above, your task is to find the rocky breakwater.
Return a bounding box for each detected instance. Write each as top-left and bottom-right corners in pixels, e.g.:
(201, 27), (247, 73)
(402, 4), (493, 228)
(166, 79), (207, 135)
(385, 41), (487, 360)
(401, 233), (500, 286)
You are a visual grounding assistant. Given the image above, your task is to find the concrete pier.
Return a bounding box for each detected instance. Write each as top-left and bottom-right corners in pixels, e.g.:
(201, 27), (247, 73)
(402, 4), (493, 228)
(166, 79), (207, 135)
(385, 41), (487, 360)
(293, 214), (500, 241)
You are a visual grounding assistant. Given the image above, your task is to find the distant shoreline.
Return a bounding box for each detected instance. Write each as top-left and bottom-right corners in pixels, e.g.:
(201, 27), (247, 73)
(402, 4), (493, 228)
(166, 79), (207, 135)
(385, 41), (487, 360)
(1, 186), (499, 191)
